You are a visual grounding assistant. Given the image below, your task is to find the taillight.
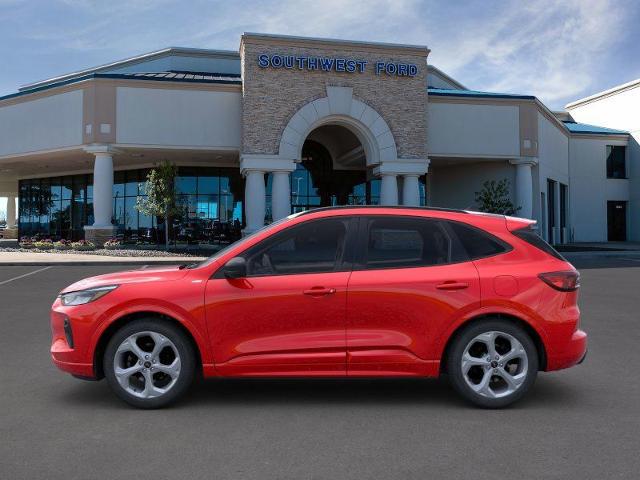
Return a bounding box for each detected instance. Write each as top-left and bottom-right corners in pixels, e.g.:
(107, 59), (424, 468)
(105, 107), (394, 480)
(538, 271), (580, 292)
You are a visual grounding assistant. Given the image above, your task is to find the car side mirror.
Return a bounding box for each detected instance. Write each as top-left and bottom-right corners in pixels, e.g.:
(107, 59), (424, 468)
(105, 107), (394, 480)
(223, 256), (247, 279)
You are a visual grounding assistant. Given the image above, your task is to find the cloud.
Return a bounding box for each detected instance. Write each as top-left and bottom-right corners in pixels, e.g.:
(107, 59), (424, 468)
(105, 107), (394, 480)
(0, 0), (637, 108)
(425, 0), (633, 107)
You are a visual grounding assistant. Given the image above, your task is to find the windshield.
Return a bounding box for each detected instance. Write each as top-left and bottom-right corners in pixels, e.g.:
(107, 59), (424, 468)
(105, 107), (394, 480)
(191, 214), (297, 268)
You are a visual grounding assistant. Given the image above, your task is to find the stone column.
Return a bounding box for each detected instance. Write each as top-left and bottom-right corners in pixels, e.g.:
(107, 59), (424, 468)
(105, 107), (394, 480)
(84, 145), (117, 245)
(510, 158), (537, 220)
(402, 174), (421, 206)
(379, 174), (399, 206)
(6, 195), (16, 228)
(271, 171), (291, 221)
(243, 170), (266, 233)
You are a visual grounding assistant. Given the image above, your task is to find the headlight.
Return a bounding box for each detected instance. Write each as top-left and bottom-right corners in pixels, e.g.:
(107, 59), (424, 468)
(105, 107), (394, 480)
(59, 285), (118, 306)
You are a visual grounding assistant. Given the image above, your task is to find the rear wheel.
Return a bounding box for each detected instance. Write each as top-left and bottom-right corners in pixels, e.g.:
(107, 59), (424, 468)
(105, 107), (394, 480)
(103, 319), (196, 409)
(447, 319), (538, 408)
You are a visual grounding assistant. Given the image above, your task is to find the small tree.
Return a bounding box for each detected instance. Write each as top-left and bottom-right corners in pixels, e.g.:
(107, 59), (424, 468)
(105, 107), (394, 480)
(136, 161), (181, 250)
(475, 179), (520, 215)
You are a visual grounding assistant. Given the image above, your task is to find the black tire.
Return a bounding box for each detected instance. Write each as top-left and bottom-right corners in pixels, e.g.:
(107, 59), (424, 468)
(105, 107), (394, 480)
(446, 319), (538, 408)
(103, 318), (196, 409)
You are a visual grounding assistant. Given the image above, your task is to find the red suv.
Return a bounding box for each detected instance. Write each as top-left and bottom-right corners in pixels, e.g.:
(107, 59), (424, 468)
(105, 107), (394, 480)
(51, 207), (587, 408)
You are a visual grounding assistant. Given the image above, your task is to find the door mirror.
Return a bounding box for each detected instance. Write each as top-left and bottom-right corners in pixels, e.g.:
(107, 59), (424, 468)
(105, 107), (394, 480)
(223, 256), (247, 279)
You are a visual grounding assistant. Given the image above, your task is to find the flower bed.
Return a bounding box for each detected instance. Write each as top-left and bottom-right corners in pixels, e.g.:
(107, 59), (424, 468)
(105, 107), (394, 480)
(54, 239), (73, 250)
(70, 240), (96, 251)
(103, 238), (123, 250)
(33, 239), (54, 250)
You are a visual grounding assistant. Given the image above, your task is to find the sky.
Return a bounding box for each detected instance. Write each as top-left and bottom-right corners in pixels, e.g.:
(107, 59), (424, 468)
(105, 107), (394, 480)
(1, 0), (639, 215)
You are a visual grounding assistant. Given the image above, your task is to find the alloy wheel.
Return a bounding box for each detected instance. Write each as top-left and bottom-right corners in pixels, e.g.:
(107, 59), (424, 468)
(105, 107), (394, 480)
(113, 331), (181, 399)
(461, 330), (529, 399)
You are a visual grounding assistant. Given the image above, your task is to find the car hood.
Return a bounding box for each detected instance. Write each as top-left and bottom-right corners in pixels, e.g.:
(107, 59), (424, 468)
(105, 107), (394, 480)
(61, 266), (189, 293)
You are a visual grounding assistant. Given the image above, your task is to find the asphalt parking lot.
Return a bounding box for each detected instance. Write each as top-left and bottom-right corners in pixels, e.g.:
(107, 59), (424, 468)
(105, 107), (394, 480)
(1, 256), (639, 479)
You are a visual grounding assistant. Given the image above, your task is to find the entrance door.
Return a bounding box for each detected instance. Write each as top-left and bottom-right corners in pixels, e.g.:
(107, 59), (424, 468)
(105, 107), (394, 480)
(205, 217), (356, 376)
(607, 201), (627, 241)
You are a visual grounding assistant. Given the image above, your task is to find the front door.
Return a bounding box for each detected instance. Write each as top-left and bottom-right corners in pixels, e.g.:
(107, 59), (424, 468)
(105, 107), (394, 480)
(346, 216), (481, 376)
(205, 217), (356, 376)
(608, 201), (627, 241)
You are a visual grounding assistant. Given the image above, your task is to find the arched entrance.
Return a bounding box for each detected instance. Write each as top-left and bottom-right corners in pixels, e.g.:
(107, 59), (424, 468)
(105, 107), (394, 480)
(241, 86), (429, 232)
(287, 124), (381, 213)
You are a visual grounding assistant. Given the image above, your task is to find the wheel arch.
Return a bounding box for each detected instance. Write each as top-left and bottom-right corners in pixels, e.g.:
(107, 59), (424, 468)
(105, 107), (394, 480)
(93, 311), (204, 380)
(439, 313), (547, 374)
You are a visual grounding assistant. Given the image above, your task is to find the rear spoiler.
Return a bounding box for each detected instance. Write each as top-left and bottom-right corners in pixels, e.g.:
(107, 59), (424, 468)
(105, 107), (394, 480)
(504, 215), (537, 232)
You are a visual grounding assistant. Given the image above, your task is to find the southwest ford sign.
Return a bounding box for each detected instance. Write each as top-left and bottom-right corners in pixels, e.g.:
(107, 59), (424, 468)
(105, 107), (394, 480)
(257, 54), (418, 77)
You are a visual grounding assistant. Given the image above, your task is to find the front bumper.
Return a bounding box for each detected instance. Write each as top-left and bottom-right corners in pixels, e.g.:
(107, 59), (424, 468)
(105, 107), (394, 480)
(546, 329), (588, 371)
(50, 309), (96, 378)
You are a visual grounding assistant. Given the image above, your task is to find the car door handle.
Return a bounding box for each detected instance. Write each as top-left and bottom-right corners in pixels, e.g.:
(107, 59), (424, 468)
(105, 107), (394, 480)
(436, 281), (469, 291)
(303, 287), (337, 297)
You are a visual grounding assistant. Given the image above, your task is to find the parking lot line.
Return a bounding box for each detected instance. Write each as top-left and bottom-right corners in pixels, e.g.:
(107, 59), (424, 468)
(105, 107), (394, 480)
(0, 266), (52, 286)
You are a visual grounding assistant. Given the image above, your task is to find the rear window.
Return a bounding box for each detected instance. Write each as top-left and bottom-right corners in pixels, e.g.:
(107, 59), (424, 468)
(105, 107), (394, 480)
(512, 227), (566, 260)
(446, 221), (511, 260)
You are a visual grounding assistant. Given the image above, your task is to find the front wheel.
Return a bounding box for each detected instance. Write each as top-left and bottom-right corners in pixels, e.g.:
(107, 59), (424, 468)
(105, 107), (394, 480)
(103, 319), (196, 409)
(447, 320), (538, 408)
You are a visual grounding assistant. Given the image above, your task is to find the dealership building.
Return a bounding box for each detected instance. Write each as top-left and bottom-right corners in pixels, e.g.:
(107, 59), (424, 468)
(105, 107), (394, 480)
(0, 33), (637, 244)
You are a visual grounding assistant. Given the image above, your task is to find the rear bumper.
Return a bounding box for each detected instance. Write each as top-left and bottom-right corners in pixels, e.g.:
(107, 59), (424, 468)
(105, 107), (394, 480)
(546, 329), (588, 371)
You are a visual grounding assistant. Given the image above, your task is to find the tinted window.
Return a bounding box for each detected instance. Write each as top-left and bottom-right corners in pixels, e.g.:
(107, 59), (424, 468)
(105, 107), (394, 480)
(363, 217), (463, 269)
(447, 221), (510, 260)
(244, 218), (349, 276)
(512, 226), (566, 260)
(606, 145), (626, 179)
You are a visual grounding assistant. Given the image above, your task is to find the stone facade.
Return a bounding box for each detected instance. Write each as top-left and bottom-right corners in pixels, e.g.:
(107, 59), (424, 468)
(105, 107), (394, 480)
(240, 34), (429, 161)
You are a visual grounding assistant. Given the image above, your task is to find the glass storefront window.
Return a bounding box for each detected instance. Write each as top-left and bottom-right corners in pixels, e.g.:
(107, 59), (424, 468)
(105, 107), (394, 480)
(18, 166), (245, 243)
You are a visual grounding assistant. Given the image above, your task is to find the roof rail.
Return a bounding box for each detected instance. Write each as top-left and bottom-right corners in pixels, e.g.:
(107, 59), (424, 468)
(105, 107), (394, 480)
(296, 205), (469, 216)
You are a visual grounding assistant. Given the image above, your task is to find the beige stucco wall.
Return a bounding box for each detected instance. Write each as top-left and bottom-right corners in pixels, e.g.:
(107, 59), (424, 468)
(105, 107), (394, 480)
(240, 35), (428, 160)
(0, 90), (83, 157)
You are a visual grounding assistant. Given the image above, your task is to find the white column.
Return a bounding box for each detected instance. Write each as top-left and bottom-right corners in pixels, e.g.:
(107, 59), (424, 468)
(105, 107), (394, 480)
(380, 174), (398, 206)
(244, 170), (266, 233)
(271, 171), (291, 221)
(402, 174), (420, 206)
(6, 195), (16, 228)
(91, 151), (114, 227)
(511, 158), (536, 219)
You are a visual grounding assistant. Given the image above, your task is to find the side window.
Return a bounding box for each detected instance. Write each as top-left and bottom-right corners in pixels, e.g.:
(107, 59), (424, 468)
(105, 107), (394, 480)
(446, 221), (510, 260)
(363, 217), (460, 269)
(244, 218), (349, 276)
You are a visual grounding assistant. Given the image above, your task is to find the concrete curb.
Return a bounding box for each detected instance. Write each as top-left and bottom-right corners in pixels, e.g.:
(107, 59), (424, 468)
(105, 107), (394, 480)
(563, 251), (640, 258)
(0, 260), (199, 266)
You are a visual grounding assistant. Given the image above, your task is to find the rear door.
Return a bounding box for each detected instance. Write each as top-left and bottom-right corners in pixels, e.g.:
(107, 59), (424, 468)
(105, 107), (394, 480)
(346, 215), (481, 376)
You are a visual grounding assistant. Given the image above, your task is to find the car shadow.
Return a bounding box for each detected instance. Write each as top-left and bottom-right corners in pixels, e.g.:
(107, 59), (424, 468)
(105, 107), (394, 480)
(55, 374), (581, 411)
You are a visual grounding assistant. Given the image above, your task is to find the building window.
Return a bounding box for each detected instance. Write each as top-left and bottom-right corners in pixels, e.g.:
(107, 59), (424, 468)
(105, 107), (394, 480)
(606, 145), (626, 179)
(18, 166), (244, 244)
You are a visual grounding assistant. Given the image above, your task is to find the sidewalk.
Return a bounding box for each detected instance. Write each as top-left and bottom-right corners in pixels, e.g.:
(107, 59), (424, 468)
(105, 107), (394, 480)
(0, 251), (207, 266)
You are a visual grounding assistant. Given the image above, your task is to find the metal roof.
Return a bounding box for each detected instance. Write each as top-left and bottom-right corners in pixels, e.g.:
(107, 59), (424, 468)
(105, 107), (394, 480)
(19, 47), (240, 92)
(0, 71), (241, 103)
(562, 121), (628, 135)
(428, 87), (535, 100)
